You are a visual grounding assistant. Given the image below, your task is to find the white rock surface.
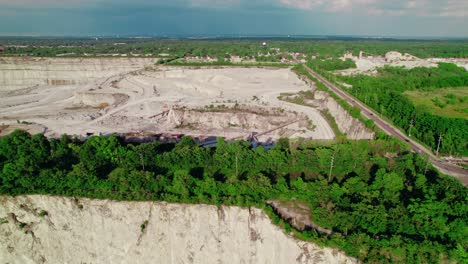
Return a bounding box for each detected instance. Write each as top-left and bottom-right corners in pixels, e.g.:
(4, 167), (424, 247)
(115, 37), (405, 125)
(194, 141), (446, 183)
(0, 57), (155, 92)
(0, 195), (356, 264)
(0, 58), (336, 140)
(337, 52), (468, 76)
(315, 91), (374, 140)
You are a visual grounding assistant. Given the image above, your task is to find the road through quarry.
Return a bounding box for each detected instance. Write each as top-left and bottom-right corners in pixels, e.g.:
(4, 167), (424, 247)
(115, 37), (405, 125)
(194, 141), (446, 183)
(303, 65), (468, 185)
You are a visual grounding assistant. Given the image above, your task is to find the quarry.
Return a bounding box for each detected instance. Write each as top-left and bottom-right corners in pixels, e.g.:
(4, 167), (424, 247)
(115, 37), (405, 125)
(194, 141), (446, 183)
(0, 57), (374, 141)
(0, 40), (466, 264)
(0, 195), (356, 264)
(0, 57), (375, 263)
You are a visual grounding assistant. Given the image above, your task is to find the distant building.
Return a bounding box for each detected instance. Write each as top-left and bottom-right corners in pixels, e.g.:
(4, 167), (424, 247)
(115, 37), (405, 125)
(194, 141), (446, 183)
(261, 42), (267, 47)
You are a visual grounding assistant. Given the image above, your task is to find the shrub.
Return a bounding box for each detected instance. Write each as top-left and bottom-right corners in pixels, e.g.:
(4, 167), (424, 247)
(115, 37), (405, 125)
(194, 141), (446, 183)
(140, 220), (149, 233)
(39, 210), (48, 217)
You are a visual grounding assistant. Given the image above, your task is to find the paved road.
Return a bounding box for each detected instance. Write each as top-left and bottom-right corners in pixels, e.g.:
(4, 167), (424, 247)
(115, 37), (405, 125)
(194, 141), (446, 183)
(303, 65), (468, 185)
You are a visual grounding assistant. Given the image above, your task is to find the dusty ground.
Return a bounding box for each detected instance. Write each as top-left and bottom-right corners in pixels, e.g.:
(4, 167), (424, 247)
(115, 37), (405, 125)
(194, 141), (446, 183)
(0, 195), (357, 264)
(0, 58), (340, 140)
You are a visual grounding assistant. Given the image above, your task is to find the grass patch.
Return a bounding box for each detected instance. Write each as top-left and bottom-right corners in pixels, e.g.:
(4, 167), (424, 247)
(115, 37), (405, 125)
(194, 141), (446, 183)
(404, 87), (468, 119)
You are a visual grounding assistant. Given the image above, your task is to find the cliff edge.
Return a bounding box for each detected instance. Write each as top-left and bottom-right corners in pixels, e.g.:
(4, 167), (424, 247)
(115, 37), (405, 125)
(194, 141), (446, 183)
(0, 195), (356, 264)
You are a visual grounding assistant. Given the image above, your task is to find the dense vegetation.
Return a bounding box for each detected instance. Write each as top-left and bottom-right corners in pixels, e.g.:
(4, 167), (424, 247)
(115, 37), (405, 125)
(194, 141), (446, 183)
(0, 130), (466, 263)
(344, 64), (468, 156)
(308, 58), (357, 71)
(0, 39), (305, 60)
(1, 37), (467, 58)
(308, 61), (468, 156)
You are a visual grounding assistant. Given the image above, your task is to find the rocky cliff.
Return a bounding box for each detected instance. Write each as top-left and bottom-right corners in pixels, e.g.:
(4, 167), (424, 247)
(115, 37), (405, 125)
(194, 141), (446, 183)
(0, 195), (356, 264)
(0, 57), (155, 92)
(314, 91), (374, 140)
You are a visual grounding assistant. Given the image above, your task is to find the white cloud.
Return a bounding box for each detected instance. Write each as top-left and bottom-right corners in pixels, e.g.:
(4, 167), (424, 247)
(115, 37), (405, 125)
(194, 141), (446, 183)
(278, 0), (323, 10)
(277, 0), (467, 17)
(278, 0), (379, 11)
(439, 0), (467, 17)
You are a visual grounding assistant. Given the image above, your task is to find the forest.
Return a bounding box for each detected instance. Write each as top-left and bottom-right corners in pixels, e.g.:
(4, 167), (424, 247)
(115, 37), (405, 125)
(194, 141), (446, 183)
(308, 58), (357, 71)
(308, 62), (468, 156)
(1, 37), (468, 59)
(0, 130), (466, 263)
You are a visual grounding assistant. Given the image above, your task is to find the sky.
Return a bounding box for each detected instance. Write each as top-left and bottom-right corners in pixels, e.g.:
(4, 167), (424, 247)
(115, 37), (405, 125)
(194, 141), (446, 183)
(0, 0), (467, 37)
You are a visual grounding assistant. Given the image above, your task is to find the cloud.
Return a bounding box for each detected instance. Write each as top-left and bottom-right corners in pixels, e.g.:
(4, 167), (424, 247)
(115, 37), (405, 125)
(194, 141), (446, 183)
(0, 0), (240, 8)
(439, 0), (467, 17)
(278, 0), (379, 11)
(279, 0), (409, 16)
(278, 0), (323, 10)
(0, 0), (466, 18)
(277, 0), (467, 17)
(400, 0), (467, 17)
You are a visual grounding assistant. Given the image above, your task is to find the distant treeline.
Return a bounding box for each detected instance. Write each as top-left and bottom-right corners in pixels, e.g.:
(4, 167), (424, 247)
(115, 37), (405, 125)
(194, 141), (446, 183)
(308, 58), (357, 71)
(0, 130), (466, 263)
(2, 39), (467, 58)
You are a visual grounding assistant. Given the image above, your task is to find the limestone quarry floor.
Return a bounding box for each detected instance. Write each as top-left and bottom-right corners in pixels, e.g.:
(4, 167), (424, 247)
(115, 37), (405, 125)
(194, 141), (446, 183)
(0, 58), (337, 140)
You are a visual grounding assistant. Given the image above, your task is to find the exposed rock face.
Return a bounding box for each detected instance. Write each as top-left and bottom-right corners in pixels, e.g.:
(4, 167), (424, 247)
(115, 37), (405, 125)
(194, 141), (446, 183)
(166, 108), (315, 139)
(385, 51), (418, 62)
(0, 61), (336, 140)
(0, 57), (155, 92)
(314, 91), (374, 140)
(0, 195), (356, 264)
(267, 200), (335, 235)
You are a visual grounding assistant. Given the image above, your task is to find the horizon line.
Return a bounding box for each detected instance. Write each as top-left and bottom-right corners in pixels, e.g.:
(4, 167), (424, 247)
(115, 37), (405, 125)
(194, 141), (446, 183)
(1, 34), (468, 41)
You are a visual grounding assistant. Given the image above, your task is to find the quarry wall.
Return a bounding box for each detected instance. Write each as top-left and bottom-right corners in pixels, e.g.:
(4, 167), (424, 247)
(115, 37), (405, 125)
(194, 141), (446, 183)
(0, 195), (356, 264)
(315, 91), (374, 139)
(0, 57), (155, 92)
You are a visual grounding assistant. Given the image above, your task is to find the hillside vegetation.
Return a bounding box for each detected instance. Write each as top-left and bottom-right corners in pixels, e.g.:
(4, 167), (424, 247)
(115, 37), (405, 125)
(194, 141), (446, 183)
(0, 130), (466, 263)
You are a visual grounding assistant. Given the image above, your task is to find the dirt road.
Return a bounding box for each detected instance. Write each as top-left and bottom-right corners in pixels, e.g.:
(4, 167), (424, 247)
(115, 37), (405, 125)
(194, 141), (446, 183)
(303, 65), (468, 185)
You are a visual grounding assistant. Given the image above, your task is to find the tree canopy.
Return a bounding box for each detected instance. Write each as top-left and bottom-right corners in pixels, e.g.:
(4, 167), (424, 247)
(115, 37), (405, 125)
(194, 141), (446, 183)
(0, 131), (466, 263)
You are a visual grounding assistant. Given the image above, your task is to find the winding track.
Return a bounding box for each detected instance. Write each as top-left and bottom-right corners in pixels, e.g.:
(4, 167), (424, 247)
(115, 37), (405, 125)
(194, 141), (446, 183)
(303, 65), (468, 185)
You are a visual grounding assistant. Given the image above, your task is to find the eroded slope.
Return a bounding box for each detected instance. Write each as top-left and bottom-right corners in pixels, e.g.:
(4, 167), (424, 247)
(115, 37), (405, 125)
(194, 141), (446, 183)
(0, 195), (356, 264)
